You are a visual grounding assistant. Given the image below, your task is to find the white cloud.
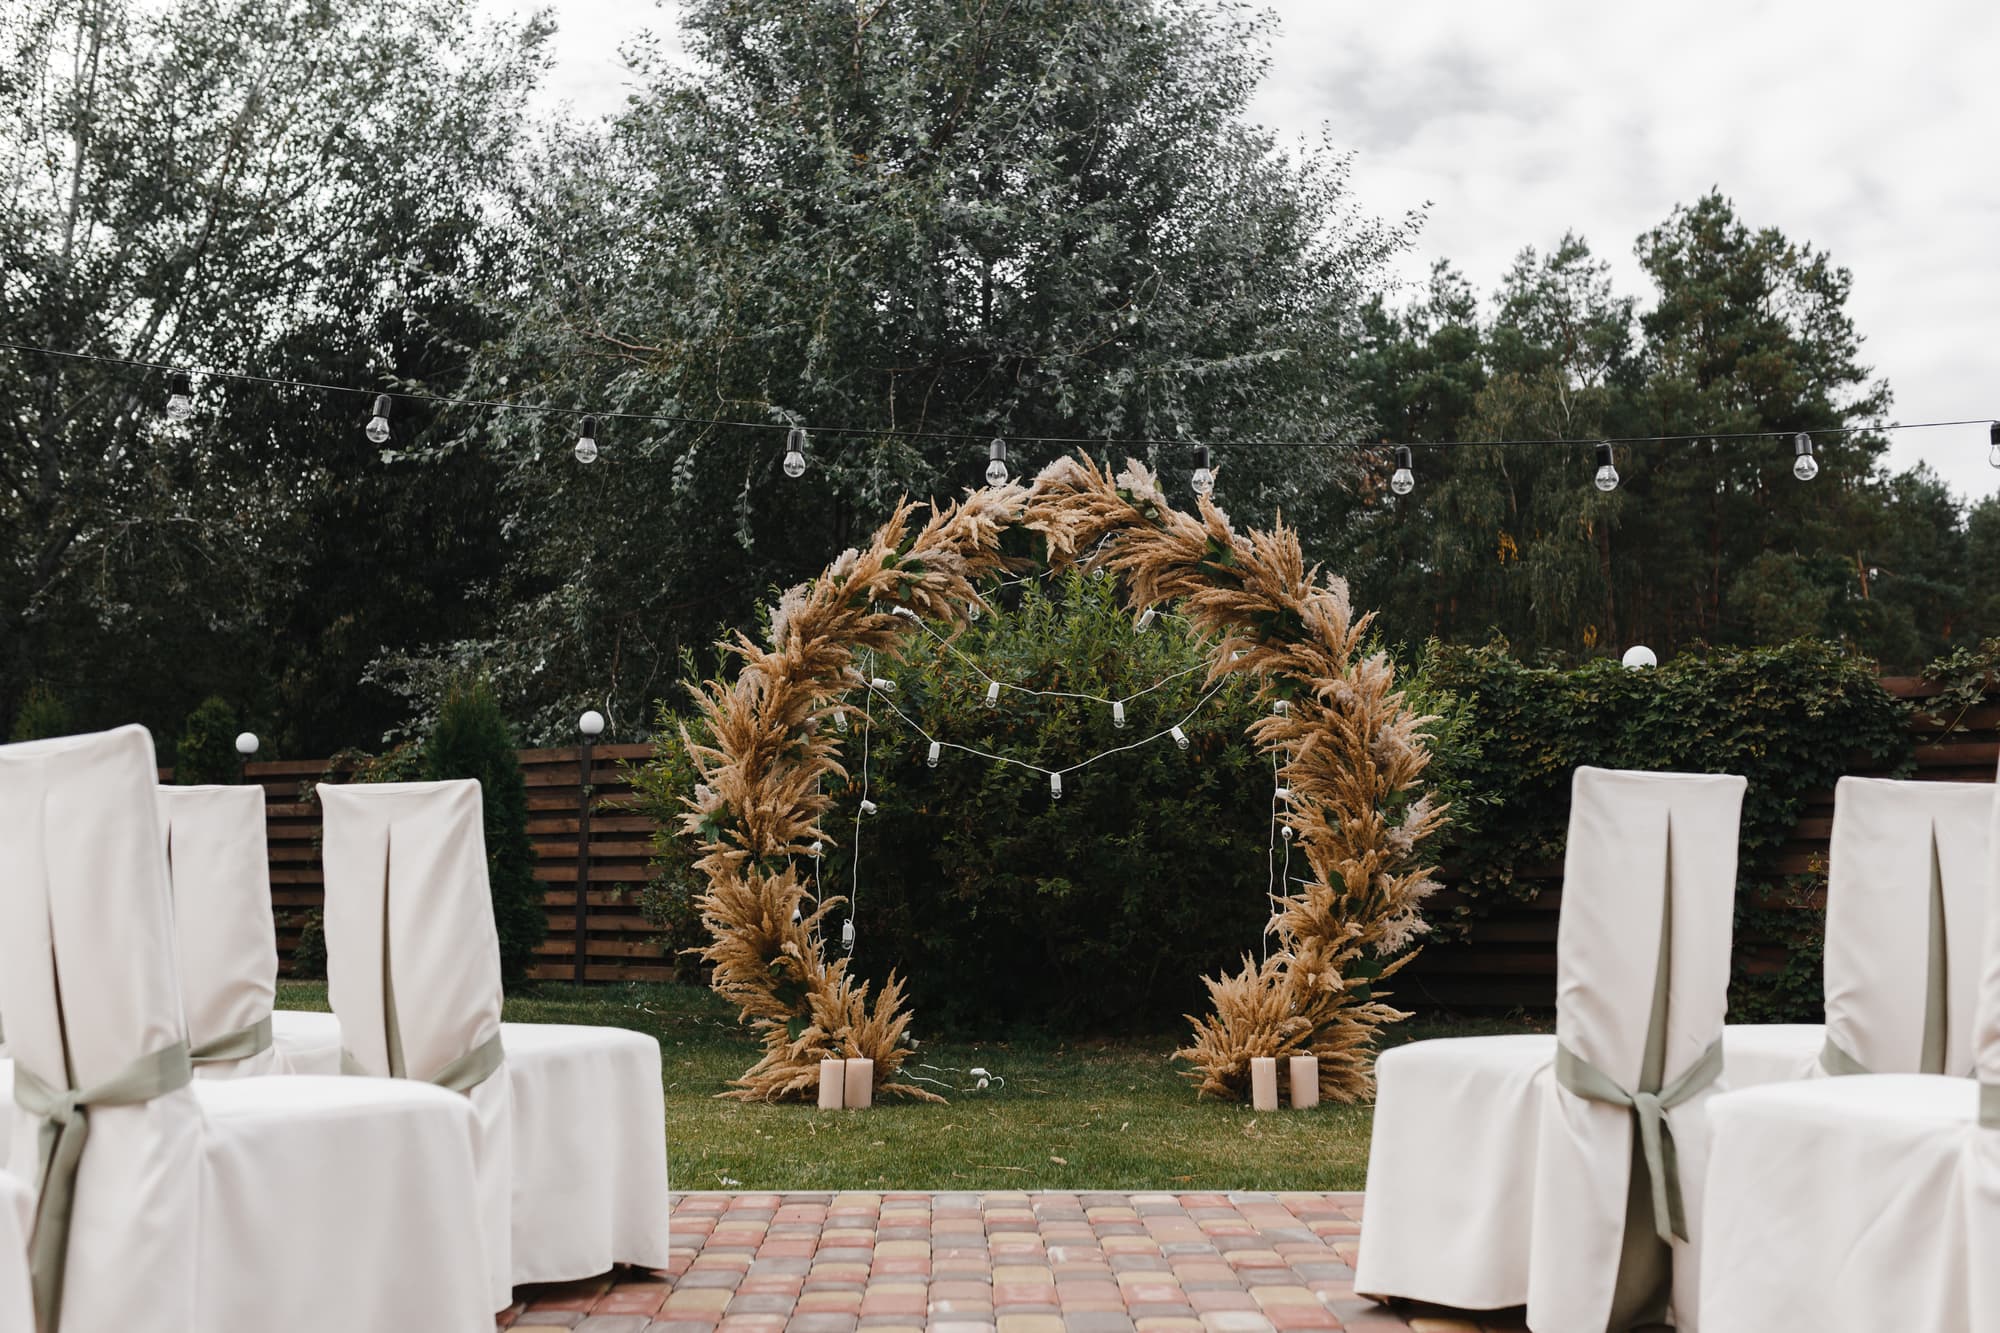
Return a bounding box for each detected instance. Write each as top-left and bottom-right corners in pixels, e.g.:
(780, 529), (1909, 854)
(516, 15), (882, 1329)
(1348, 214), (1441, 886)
(511, 0), (2000, 500)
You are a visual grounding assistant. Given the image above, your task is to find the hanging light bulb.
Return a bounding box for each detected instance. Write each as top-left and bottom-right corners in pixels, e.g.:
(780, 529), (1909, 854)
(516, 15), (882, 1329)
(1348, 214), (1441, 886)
(869, 676), (896, 694)
(985, 681), (1001, 708)
(833, 708), (848, 733)
(841, 919), (856, 950)
(1792, 432), (1819, 481)
(967, 601), (982, 622)
(859, 798), (877, 816)
(1049, 772), (1063, 800)
(985, 438), (1010, 487)
(791, 902), (803, 925)
(165, 370), (194, 421)
(1134, 607), (1156, 632)
(1274, 786), (1292, 804)
(811, 840), (824, 857)
(365, 394), (392, 445)
(1111, 702), (1127, 729)
(1280, 824), (1295, 842)
(1271, 700), (1288, 716)
(927, 741), (941, 768)
(1593, 441), (1620, 493)
(784, 425), (808, 478)
(574, 415), (600, 465)
(1190, 445), (1215, 498)
(1170, 726), (1189, 750)
(1989, 421), (1999, 469)
(1390, 445), (1415, 496)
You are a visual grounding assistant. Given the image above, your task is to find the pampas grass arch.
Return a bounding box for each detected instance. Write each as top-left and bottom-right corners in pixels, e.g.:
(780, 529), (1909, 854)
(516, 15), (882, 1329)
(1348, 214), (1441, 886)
(681, 456), (1446, 1104)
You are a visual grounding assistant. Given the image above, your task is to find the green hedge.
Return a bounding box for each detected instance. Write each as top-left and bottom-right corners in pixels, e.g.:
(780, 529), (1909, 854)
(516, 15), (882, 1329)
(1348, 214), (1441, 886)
(1420, 640), (1913, 1020)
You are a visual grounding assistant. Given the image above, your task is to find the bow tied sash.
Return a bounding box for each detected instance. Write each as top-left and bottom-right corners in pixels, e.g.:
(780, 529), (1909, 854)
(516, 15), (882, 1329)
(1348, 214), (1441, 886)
(1555, 1036), (1723, 1243)
(13, 1041), (194, 1333)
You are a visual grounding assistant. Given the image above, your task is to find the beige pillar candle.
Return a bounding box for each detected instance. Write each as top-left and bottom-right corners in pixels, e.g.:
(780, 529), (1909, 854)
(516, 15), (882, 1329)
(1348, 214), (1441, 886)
(1289, 1055), (1320, 1110)
(1250, 1056), (1279, 1112)
(843, 1057), (875, 1109)
(817, 1058), (846, 1109)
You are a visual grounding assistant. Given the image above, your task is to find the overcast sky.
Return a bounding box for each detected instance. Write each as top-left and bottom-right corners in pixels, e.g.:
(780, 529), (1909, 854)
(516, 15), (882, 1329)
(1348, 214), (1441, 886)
(520, 0), (2000, 501)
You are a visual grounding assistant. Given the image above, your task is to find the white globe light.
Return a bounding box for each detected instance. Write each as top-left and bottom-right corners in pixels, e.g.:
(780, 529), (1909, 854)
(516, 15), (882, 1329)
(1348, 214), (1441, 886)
(578, 709), (606, 737)
(1621, 645), (1658, 669)
(234, 731), (260, 756)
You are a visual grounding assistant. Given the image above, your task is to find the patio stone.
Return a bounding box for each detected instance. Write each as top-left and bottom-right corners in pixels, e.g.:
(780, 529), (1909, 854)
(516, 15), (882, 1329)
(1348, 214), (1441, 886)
(506, 1191), (1541, 1332)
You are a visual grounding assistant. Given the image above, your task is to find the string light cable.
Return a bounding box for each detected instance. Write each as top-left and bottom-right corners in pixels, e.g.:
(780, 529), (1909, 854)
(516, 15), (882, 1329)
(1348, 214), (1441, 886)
(6, 341), (1991, 472)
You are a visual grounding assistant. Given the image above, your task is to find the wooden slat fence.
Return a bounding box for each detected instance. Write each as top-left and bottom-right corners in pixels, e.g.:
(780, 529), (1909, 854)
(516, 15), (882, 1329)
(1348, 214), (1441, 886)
(221, 679), (1994, 997)
(235, 743), (668, 983)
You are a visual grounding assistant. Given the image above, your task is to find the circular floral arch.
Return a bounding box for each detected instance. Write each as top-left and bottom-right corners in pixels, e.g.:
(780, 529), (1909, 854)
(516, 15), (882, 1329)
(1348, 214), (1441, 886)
(682, 456), (1445, 1103)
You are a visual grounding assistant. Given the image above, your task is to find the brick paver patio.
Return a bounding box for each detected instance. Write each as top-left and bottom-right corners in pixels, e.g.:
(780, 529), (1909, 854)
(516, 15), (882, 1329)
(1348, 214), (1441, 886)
(502, 1192), (1526, 1333)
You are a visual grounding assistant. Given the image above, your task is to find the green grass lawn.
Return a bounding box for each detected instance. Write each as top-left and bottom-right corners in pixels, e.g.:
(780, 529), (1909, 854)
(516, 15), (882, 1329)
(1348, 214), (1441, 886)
(276, 980), (1548, 1193)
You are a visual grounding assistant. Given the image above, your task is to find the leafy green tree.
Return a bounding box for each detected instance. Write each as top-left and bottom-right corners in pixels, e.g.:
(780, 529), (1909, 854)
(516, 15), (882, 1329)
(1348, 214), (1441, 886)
(404, 0), (1410, 737)
(0, 0), (546, 741)
(1338, 193), (1989, 666)
(424, 677), (545, 989)
(172, 695), (241, 784)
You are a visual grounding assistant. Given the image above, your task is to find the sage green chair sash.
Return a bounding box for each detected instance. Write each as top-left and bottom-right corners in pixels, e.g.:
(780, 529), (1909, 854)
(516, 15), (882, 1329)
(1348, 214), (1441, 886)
(341, 1030), (505, 1095)
(1820, 826), (1951, 1079)
(13, 1041), (194, 1333)
(1556, 1036), (1722, 1244)
(189, 1013), (273, 1066)
(1981, 1083), (2000, 1128)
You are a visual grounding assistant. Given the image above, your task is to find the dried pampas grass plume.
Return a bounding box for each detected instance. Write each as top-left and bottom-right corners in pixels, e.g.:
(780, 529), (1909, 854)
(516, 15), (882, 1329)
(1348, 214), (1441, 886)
(680, 455), (1444, 1103)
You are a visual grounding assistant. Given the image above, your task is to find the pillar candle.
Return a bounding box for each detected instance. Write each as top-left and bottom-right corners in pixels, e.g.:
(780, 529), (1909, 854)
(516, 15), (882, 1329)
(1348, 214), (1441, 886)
(844, 1057), (875, 1110)
(1289, 1055), (1320, 1110)
(1250, 1057), (1279, 1112)
(817, 1058), (846, 1109)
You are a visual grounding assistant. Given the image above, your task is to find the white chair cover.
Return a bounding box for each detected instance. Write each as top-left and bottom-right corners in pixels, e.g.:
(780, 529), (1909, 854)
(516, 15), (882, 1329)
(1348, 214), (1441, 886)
(319, 778), (513, 1309)
(269, 1009), (344, 1074)
(1723, 778), (1993, 1086)
(0, 1171), (33, 1333)
(1355, 767), (1746, 1327)
(0, 726), (493, 1333)
(156, 785), (288, 1077)
(1527, 767), (1745, 1333)
(1701, 762), (1999, 1333)
(319, 778), (671, 1288)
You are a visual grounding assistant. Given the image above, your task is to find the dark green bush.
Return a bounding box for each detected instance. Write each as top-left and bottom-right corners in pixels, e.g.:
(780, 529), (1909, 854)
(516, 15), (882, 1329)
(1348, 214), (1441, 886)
(1422, 640), (1914, 1020)
(641, 573), (1473, 1035)
(173, 695), (242, 784)
(8, 683), (72, 741)
(424, 677), (547, 989)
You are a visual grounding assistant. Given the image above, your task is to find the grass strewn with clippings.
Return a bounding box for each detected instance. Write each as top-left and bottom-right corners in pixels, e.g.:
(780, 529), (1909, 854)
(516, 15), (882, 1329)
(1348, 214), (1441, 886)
(276, 980), (1548, 1193)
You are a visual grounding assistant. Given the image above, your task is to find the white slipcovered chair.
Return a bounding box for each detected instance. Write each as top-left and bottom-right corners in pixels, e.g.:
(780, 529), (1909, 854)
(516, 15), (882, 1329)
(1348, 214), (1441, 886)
(0, 1171), (33, 1332)
(318, 777), (672, 1292)
(0, 726), (493, 1333)
(155, 784), (346, 1074)
(1355, 766), (1747, 1331)
(1722, 777), (1993, 1087)
(1699, 765), (1999, 1333)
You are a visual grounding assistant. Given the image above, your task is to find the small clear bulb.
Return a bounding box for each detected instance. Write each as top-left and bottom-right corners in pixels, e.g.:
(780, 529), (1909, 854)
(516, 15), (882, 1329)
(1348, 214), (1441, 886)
(1111, 702), (1127, 730)
(784, 425), (808, 478)
(1170, 726), (1189, 751)
(1134, 607), (1156, 633)
(841, 919), (856, 950)
(985, 438), (1009, 486)
(1190, 444), (1214, 497)
(1049, 772), (1063, 800)
(165, 370), (193, 422)
(985, 681), (1001, 708)
(1792, 432), (1819, 481)
(574, 415), (600, 465)
(1390, 445), (1415, 496)
(927, 741), (941, 768)
(1593, 441), (1619, 493)
(1988, 421), (1999, 468)
(365, 394), (392, 445)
